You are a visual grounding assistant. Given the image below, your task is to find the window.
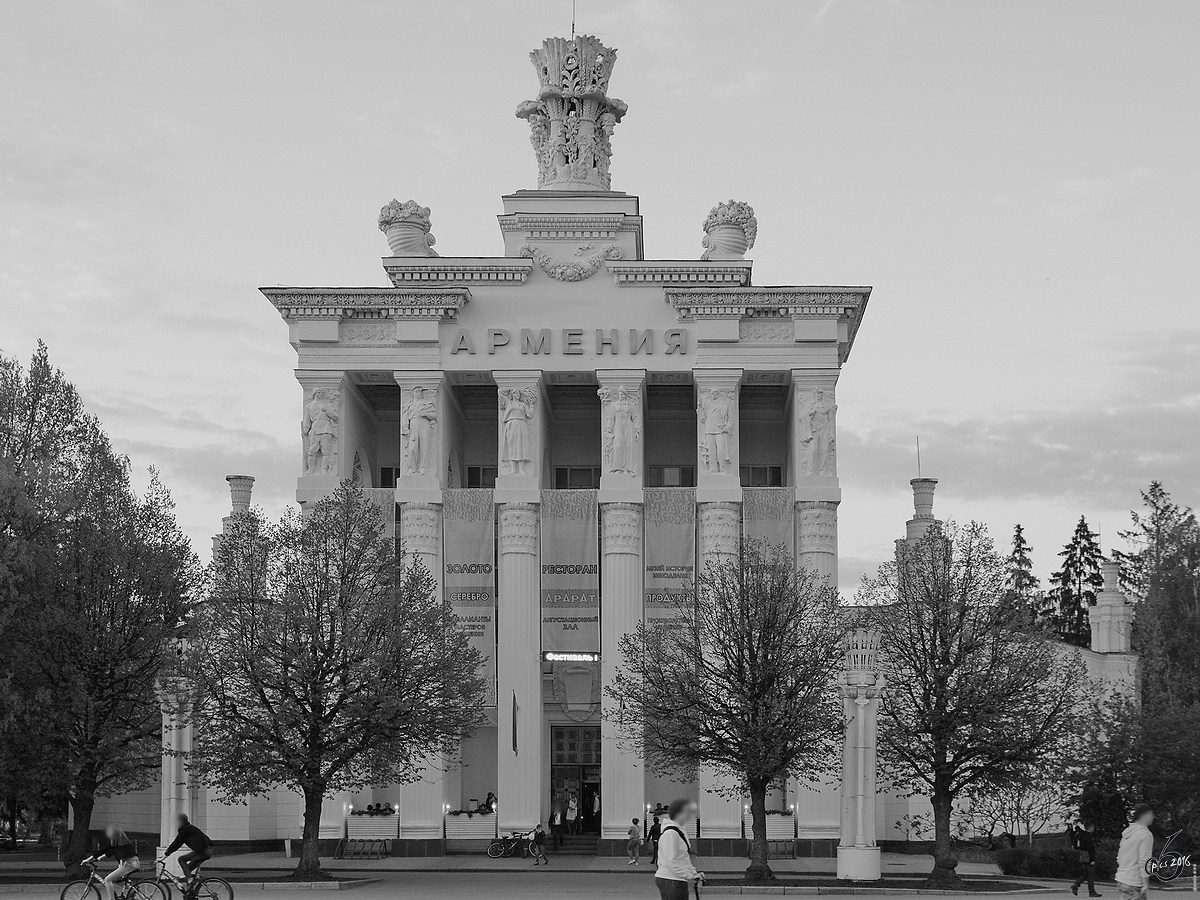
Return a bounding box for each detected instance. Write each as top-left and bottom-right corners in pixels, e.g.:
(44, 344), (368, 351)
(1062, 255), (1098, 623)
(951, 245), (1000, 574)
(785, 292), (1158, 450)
(552, 726), (601, 765)
(646, 466), (696, 488)
(740, 465), (783, 487)
(467, 466), (498, 489)
(554, 467), (602, 489)
(379, 467), (399, 488)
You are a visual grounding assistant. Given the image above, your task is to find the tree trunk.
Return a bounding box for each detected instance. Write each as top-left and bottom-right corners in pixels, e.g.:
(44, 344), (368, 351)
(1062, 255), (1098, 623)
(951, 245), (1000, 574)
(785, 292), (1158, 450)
(925, 782), (963, 889)
(64, 790), (96, 874)
(294, 785), (326, 879)
(6, 797), (18, 845)
(744, 781), (775, 884)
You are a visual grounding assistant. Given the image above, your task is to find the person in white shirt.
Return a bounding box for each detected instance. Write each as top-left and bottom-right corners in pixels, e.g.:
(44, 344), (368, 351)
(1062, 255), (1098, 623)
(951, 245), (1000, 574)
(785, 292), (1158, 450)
(655, 798), (704, 900)
(1115, 804), (1155, 900)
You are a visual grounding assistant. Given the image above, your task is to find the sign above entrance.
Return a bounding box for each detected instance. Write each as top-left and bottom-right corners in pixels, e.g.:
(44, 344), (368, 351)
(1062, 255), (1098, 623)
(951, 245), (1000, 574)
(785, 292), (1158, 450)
(544, 651), (601, 662)
(450, 328), (689, 356)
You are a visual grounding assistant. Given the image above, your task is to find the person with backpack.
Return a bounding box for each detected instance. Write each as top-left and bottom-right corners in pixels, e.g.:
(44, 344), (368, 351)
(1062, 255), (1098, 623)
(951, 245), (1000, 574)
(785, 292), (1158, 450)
(655, 799), (704, 900)
(1071, 821), (1102, 897)
(159, 813), (213, 889)
(648, 816), (662, 865)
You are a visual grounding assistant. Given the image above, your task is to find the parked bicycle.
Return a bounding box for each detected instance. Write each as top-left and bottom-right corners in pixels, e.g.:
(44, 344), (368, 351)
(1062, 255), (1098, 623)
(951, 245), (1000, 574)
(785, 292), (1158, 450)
(60, 861), (159, 900)
(486, 830), (540, 859)
(141, 858), (234, 900)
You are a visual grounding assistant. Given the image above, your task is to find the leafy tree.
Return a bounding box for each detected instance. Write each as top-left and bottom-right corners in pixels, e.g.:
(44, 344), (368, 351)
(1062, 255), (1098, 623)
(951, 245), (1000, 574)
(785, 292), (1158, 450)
(1001, 524), (1041, 626)
(859, 521), (1085, 888)
(0, 345), (196, 869)
(608, 542), (847, 884)
(1120, 482), (1200, 704)
(182, 482), (487, 878)
(1045, 517), (1104, 648)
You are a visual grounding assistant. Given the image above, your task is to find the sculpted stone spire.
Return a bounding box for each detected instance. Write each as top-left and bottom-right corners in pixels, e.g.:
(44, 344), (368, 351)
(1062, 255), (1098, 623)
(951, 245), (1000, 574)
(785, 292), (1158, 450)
(516, 35), (628, 191)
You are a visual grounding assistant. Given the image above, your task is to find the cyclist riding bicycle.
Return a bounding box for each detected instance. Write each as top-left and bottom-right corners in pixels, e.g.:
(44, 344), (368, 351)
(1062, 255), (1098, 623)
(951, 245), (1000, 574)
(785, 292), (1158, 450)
(82, 825), (139, 900)
(158, 814), (213, 889)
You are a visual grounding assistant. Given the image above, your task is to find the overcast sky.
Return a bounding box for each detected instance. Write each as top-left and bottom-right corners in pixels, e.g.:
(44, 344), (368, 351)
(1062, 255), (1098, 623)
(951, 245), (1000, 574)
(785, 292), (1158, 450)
(3, 0), (1197, 589)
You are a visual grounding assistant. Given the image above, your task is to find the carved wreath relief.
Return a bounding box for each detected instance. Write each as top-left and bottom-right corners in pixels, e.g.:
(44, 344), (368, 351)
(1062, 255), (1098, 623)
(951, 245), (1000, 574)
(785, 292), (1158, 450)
(302, 388), (339, 476)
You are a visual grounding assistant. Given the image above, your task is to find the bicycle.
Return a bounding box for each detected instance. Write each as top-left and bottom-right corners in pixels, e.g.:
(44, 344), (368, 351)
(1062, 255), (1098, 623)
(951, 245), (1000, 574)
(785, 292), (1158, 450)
(60, 861), (160, 900)
(140, 858), (234, 900)
(486, 830), (534, 859)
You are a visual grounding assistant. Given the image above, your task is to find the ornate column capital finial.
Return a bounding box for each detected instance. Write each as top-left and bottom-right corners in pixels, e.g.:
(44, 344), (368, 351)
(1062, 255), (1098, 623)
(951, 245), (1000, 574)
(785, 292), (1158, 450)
(378, 199), (438, 257)
(701, 200), (757, 260)
(516, 35), (627, 191)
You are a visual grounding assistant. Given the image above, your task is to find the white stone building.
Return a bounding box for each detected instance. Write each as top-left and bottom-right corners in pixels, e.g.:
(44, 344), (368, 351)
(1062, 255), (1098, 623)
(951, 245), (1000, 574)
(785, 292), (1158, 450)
(92, 35), (1137, 870)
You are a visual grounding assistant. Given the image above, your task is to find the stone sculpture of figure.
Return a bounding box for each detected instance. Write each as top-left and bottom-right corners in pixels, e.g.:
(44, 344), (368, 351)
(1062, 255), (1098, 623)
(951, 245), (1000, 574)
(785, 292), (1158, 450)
(697, 389), (736, 474)
(599, 386), (640, 476)
(798, 388), (837, 477)
(499, 388), (536, 475)
(402, 386), (438, 476)
(302, 388), (339, 475)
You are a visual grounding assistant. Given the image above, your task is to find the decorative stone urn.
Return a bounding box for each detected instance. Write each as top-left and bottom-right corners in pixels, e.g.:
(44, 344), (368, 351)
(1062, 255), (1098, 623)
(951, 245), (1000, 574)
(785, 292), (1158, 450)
(700, 200), (757, 260)
(377, 199), (438, 257)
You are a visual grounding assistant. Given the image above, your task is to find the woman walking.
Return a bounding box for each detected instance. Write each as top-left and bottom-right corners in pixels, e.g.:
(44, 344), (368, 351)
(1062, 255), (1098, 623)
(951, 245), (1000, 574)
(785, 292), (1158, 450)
(626, 818), (643, 865)
(82, 825), (139, 900)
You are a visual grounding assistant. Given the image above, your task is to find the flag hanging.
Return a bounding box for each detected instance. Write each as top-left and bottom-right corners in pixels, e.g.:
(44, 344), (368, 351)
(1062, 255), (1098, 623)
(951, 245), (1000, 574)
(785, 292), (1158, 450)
(512, 690), (519, 756)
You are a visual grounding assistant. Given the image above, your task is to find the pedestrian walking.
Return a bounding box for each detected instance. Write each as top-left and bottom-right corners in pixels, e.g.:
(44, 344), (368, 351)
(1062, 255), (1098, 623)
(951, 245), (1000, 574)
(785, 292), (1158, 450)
(1071, 821), (1102, 897)
(648, 816), (662, 865)
(627, 817), (643, 864)
(549, 806), (565, 848)
(532, 823), (548, 865)
(655, 799), (705, 900)
(1115, 805), (1155, 900)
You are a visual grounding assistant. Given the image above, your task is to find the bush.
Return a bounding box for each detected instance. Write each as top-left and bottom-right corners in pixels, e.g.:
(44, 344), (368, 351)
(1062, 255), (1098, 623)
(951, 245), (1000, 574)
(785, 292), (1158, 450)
(997, 846), (1117, 881)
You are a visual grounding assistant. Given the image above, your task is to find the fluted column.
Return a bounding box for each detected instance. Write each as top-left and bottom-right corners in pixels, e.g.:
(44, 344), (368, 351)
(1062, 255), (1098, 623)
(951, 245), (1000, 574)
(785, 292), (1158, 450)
(600, 502), (644, 841)
(836, 629), (885, 882)
(696, 501), (743, 840)
(497, 503), (542, 833)
(155, 678), (191, 873)
(398, 502), (447, 843)
(798, 500), (838, 589)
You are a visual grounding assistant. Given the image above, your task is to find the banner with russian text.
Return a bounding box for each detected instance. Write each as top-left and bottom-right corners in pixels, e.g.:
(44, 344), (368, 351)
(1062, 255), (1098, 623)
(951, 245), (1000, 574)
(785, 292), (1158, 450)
(540, 490), (600, 654)
(742, 488), (795, 556)
(443, 489), (497, 706)
(644, 488), (695, 625)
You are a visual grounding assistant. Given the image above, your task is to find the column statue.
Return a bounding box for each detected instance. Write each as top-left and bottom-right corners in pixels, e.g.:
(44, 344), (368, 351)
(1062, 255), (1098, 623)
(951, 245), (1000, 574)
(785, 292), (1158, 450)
(798, 388), (837, 477)
(599, 385), (640, 476)
(697, 389), (735, 474)
(402, 386), (438, 476)
(302, 388), (339, 475)
(499, 387), (536, 476)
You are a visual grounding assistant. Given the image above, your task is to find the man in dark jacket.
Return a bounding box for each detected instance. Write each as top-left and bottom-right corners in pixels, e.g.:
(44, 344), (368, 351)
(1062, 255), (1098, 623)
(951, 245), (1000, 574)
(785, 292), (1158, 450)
(1071, 821), (1102, 897)
(159, 814), (213, 887)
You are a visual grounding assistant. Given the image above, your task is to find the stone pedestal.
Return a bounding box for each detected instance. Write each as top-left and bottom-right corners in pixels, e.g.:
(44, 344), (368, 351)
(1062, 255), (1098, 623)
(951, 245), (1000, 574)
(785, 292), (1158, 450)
(836, 629), (884, 882)
(497, 503), (542, 834)
(599, 502), (644, 846)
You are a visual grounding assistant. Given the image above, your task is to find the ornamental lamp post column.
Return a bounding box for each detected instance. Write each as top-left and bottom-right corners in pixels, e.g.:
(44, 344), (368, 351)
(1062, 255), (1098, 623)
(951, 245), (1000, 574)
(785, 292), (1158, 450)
(836, 628), (885, 882)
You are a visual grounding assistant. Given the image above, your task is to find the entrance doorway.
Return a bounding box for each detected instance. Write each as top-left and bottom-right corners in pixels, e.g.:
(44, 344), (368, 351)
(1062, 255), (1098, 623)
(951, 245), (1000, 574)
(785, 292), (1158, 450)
(550, 725), (600, 834)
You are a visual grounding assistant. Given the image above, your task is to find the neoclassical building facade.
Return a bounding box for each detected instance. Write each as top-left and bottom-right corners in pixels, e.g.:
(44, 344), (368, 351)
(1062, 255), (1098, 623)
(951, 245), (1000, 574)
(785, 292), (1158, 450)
(93, 35), (1138, 873)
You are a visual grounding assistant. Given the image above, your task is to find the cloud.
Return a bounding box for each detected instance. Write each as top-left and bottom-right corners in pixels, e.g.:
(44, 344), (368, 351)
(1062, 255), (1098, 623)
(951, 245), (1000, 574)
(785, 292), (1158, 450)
(840, 330), (1200, 509)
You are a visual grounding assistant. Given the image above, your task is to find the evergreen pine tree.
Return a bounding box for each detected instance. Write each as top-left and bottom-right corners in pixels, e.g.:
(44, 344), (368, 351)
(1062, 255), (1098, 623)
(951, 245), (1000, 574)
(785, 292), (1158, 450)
(1046, 516), (1104, 647)
(1002, 524), (1041, 625)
